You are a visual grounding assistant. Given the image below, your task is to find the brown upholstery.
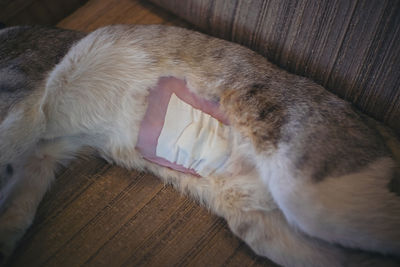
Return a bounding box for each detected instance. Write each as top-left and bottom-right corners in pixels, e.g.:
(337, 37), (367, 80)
(150, 0), (400, 135)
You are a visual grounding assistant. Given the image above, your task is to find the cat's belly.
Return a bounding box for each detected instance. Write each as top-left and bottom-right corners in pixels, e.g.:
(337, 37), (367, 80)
(136, 77), (232, 177)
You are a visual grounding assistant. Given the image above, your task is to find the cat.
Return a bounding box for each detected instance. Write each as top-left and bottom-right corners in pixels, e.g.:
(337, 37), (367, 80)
(0, 24), (399, 266)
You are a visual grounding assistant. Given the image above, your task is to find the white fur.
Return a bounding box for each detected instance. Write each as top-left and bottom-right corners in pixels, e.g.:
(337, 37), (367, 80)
(0, 26), (399, 266)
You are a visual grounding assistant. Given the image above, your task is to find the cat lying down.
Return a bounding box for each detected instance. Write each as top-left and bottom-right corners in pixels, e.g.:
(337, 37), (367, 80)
(0, 25), (399, 266)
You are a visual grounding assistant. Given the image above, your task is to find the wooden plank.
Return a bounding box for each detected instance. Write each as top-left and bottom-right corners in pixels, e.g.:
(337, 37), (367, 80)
(57, 0), (190, 33)
(22, 157), (109, 238)
(83, 186), (189, 267)
(10, 166), (152, 266)
(43, 172), (164, 267)
(122, 204), (224, 266)
(182, 226), (248, 267)
(221, 243), (272, 267)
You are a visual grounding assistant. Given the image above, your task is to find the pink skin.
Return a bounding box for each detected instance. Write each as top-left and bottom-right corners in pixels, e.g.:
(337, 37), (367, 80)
(135, 76), (229, 176)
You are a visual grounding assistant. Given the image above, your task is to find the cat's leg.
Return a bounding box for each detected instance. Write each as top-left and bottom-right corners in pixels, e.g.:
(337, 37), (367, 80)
(208, 165), (397, 266)
(0, 138), (81, 262)
(265, 156), (400, 256)
(206, 169), (347, 267)
(227, 208), (400, 267)
(227, 210), (347, 267)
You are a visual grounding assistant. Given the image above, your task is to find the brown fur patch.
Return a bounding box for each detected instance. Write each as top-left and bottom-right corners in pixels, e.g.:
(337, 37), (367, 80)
(221, 84), (287, 153)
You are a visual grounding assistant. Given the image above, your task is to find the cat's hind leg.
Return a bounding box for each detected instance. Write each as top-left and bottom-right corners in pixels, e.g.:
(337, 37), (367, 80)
(0, 137), (82, 262)
(267, 156), (400, 256)
(209, 168), (346, 267)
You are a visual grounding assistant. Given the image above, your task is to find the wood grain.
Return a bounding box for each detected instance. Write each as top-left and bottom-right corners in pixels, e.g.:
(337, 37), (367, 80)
(6, 0), (276, 266)
(149, 0), (400, 135)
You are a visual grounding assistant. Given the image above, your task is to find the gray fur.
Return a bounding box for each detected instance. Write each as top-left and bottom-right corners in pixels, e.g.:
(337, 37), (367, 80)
(0, 25), (399, 266)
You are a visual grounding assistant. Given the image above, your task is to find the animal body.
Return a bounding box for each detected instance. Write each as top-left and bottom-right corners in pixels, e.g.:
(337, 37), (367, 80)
(0, 25), (399, 266)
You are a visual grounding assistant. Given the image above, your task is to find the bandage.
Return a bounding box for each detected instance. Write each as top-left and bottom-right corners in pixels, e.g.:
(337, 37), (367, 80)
(156, 93), (231, 176)
(135, 77), (232, 177)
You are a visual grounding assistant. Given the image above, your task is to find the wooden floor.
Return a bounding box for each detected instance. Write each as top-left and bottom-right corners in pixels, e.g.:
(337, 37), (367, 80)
(7, 1), (276, 266)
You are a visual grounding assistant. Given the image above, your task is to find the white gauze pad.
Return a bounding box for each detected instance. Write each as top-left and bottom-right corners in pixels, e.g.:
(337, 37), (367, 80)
(156, 93), (232, 176)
